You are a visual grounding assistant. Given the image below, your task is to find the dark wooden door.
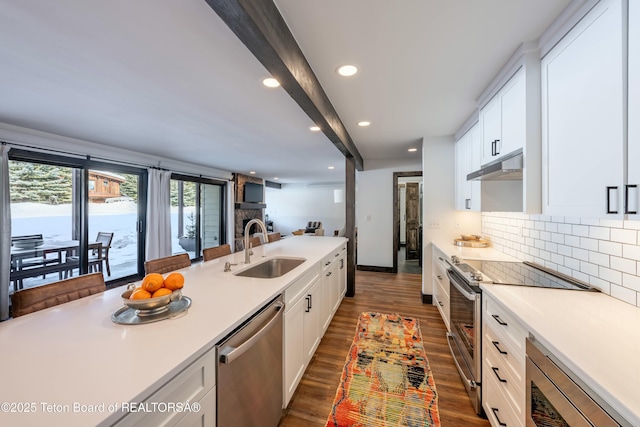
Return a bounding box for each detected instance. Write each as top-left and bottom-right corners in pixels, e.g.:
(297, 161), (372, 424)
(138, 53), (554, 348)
(405, 182), (420, 260)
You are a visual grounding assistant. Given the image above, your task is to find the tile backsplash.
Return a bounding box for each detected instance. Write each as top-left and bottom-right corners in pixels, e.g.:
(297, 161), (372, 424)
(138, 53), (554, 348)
(482, 212), (640, 307)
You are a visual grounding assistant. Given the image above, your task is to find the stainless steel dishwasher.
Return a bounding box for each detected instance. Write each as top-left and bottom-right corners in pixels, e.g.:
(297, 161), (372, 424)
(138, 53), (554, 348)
(216, 295), (284, 427)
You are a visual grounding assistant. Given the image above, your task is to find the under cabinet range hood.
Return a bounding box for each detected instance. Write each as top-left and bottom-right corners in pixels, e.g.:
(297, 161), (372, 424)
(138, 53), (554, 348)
(467, 148), (523, 181)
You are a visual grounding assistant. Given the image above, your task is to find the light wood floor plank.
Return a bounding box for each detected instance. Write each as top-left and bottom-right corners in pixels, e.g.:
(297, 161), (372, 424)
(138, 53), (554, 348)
(279, 270), (490, 427)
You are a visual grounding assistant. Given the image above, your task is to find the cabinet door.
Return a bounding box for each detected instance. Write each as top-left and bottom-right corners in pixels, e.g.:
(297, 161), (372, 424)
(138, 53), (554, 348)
(283, 297), (305, 406)
(542, 0), (624, 217)
(303, 279), (321, 363)
(480, 95), (501, 165)
(338, 255), (346, 298)
(174, 387), (216, 427)
(499, 67), (526, 157)
(629, 0), (640, 218)
(469, 124), (482, 211)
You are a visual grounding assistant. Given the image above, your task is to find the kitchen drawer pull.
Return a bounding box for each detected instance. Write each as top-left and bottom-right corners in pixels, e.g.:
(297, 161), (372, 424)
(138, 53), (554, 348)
(438, 301), (444, 307)
(607, 186), (618, 214)
(625, 184), (637, 214)
(326, 271), (332, 277)
(491, 408), (507, 426)
(305, 296), (311, 312)
(492, 367), (507, 383)
(437, 275), (442, 280)
(492, 314), (508, 326)
(465, 198), (471, 210)
(492, 341), (508, 355)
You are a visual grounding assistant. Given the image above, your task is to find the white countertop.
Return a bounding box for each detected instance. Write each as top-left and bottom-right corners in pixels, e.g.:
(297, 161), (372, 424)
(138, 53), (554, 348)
(431, 237), (519, 262)
(0, 236), (347, 426)
(481, 284), (640, 426)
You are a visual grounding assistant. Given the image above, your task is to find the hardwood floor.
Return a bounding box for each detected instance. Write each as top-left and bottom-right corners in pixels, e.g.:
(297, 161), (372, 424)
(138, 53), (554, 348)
(279, 270), (490, 427)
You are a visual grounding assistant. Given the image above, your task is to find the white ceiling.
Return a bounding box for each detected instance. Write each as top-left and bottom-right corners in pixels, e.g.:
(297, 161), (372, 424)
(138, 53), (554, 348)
(0, 0), (571, 183)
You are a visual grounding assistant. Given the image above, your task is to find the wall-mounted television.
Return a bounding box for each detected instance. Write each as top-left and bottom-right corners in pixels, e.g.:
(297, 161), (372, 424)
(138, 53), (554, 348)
(244, 182), (264, 203)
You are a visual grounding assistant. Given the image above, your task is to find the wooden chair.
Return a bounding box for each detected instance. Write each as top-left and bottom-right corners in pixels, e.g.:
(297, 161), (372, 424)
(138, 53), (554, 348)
(250, 236), (262, 247)
(267, 232), (281, 243)
(144, 253), (191, 275)
(203, 244), (232, 261)
(64, 242), (103, 278)
(11, 272), (106, 318)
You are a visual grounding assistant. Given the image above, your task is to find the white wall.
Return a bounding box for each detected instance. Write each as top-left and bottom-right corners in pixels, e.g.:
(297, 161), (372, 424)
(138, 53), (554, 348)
(355, 158), (422, 268)
(422, 136), (482, 295)
(265, 184), (345, 235)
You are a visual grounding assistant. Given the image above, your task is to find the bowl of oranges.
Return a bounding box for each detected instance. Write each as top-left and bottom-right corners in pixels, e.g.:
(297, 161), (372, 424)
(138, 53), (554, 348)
(122, 272), (185, 314)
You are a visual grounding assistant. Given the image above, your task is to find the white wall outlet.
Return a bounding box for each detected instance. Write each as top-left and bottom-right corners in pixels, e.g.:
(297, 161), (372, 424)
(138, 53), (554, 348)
(366, 214), (372, 222)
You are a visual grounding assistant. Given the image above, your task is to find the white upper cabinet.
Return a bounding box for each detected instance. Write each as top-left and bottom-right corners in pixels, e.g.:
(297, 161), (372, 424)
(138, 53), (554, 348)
(628, 0), (640, 218)
(455, 123), (481, 211)
(541, 0), (625, 217)
(480, 68), (526, 165)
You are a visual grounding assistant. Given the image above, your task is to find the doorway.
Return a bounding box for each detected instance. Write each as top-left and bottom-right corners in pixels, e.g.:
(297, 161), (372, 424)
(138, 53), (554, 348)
(392, 172), (423, 274)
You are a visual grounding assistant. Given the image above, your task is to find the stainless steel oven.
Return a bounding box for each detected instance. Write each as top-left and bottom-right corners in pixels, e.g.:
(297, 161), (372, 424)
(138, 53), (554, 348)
(446, 265), (483, 415)
(445, 257), (599, 417)
(526, 336), (630, 427)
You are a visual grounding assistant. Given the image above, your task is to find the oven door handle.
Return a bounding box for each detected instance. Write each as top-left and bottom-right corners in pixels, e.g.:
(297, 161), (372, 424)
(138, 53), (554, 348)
(447, 269), (478, 300)
(447, 332), (478, 389)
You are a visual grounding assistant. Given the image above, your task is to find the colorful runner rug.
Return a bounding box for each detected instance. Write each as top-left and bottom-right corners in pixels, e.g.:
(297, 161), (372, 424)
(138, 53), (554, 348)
(326, 312), (441, 427)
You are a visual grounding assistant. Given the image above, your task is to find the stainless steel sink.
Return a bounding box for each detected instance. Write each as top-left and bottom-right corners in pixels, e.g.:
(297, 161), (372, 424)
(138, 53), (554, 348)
(234, 257), (306, 278)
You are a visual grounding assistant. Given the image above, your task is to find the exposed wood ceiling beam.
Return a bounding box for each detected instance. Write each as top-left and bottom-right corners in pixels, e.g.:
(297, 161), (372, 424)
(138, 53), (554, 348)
(204, 0), (364, 171)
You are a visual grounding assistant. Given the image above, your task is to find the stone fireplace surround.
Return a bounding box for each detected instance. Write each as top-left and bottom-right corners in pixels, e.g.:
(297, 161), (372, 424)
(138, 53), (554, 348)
(234, 173), (265, 245)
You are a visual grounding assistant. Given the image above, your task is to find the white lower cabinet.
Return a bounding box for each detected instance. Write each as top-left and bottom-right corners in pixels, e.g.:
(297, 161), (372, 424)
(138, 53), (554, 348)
(113, 347), (216, 427)
(431, 246), (450, 330)
(483, 294), (526, 427)
(303, 277), (321, 362)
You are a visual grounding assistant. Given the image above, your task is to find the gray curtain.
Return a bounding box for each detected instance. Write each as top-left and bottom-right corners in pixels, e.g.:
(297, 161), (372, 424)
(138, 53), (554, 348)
(1, 144), (12, 320)
(145, 169), (172, 261)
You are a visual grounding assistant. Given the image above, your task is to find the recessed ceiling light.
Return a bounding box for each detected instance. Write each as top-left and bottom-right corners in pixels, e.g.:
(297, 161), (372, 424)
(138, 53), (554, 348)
(328, 166), (335, 170)
(249, 171), (256, 174)
(273, 177), (279, 180)
(310, 126), (321, 132)
(408, 148), (417, 152)
(337, 65), (358, 77)
(357, 121), (371, 127)
(262, 77), (280, 88)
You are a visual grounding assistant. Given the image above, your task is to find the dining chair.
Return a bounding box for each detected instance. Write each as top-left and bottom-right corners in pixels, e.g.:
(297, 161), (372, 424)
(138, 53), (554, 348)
(144, 253), (191, 275)
(267, 232), (281, 243)
(95, 232), (114, 276)
(11, 272), (106, 318)
(203, 244), (232, 261)
(250, 236), (262, 247)
(64, 242), (103, 278)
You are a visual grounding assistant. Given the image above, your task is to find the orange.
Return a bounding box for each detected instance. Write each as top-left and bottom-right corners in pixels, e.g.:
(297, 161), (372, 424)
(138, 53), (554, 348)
(130, 288), (152, 300)
(152, 288), (172, 298)
(164, 272), (185, 290)
(141, 273), (164, 292)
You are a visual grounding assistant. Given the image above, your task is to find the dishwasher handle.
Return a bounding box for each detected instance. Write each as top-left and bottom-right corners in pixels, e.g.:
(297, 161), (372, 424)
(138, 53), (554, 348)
(219, 301), (284, 364)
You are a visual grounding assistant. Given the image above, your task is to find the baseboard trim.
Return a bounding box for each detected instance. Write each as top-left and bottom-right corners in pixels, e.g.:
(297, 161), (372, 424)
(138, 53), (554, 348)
(422, 293), (433, 304)
(356, 265), (394, 273)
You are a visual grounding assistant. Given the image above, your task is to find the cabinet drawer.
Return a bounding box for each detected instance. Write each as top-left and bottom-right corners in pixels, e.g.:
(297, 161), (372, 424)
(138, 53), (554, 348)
(484, 335), (525, 419)
(484, 367), (524, 427)
(485, 297), (526, 358)
(113, 347), (216, 426)
(484, 323), (524, 386)
(284, 262), (320, 307)
(322, 249), (342, 270)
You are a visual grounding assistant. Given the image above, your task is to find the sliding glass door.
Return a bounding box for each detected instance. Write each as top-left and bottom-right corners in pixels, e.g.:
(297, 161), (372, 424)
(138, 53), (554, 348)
(8, 149), (146, 292)
(171, 175), (226, 260)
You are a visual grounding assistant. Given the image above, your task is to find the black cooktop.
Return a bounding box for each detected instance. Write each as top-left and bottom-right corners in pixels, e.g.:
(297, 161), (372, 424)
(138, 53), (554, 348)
(461, 260), (597, 291)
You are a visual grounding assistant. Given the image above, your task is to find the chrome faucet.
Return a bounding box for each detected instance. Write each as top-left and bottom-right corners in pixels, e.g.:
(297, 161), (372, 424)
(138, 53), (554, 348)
(244, 218), (269, 264)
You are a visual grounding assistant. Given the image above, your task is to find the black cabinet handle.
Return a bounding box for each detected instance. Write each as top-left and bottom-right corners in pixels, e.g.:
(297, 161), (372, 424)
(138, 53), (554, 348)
(491, 408), (507, 426)
(625, 185), (637, 214)
(438, 301), (444, 307)
(492, 367), (507, 383)
(465, 198), (471, 210)
(492, 314), (508, 326)
(607, 186), (619, 214)
(491, 140), (496, 156)
(492, 341), (508, 355)
(308, 294), (312, 309)
(305, 296), (310, 313)
(494, 139), (500, 156)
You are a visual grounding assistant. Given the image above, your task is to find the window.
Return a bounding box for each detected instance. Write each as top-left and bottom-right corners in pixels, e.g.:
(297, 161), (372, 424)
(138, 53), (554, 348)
(170, 175), (226, 260)
(8, 149), (146, 293)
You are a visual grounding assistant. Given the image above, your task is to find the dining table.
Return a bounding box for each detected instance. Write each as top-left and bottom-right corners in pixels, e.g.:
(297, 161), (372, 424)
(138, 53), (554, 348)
(10, 240), (101, 289)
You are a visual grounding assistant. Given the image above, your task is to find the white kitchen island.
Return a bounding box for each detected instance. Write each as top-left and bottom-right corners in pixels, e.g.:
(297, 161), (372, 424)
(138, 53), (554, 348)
(0, 236), (347, 426)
